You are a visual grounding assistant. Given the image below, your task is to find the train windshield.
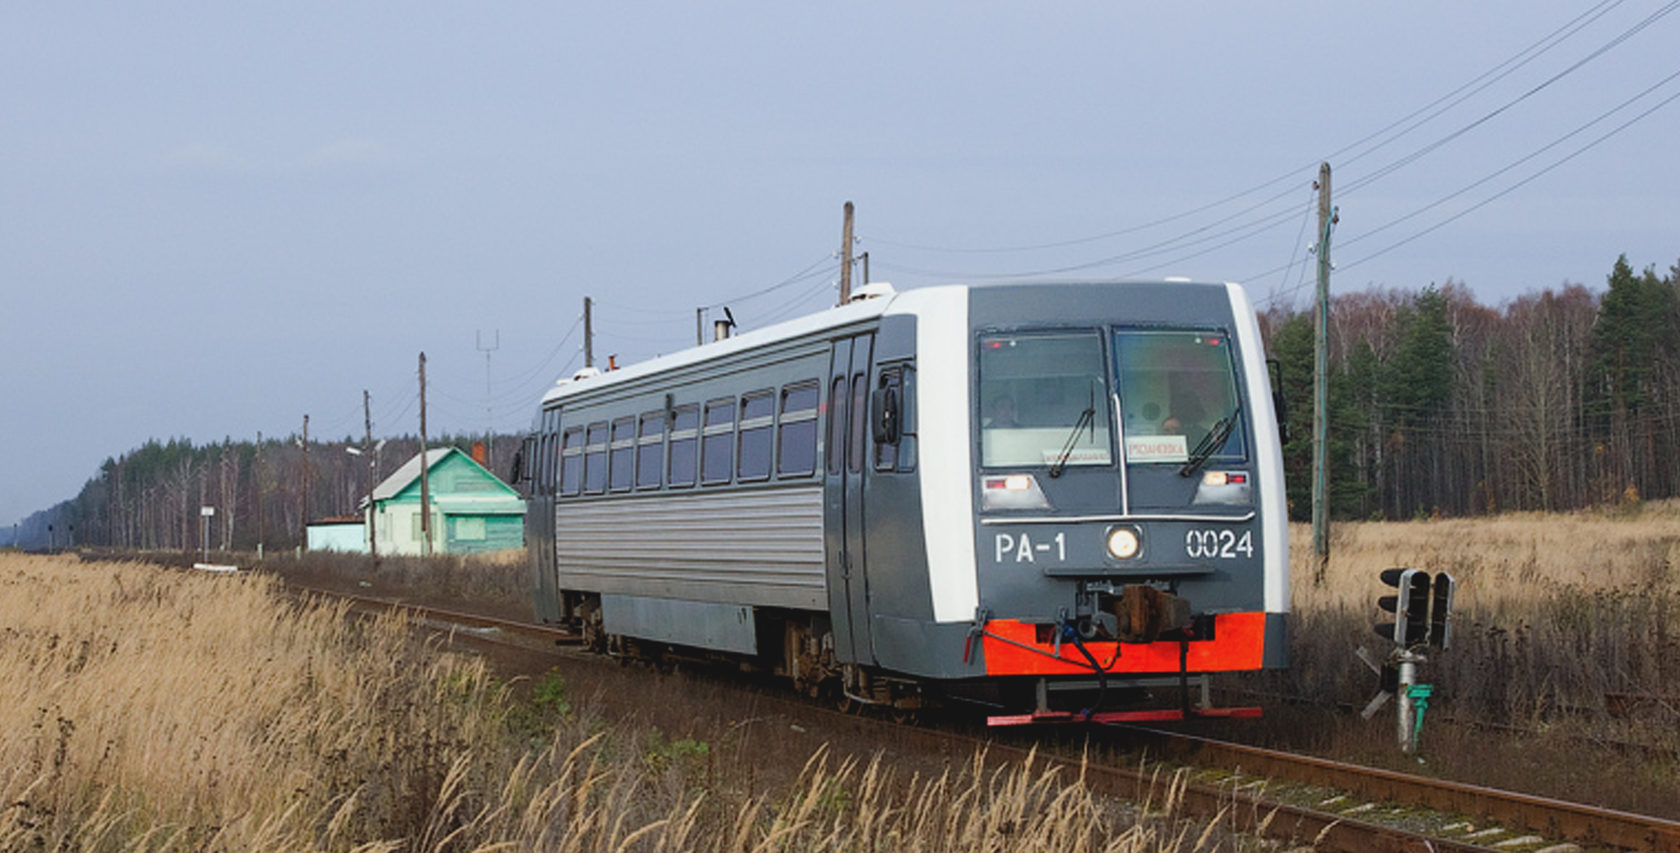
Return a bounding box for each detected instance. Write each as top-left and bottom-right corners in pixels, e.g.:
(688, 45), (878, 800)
(1114, 329), (1247, 464)
(978, 331), (1113, 468)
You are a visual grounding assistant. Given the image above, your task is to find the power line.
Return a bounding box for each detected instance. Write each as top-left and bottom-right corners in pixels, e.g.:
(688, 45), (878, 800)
(1340, 74), (1680, 273)
(860, 2), (1670, 290)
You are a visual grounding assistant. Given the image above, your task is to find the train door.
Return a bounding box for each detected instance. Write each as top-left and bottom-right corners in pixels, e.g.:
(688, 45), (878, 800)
(825, 333), (877, 664)
(530, 406), (561, 623)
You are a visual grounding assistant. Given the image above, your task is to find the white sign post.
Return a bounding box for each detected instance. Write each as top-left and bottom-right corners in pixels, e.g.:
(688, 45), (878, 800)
(200, 506), (215, 563)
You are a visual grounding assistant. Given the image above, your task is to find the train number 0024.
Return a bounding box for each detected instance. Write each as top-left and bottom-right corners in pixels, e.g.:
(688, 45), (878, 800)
(1184, 528), (1253, 560)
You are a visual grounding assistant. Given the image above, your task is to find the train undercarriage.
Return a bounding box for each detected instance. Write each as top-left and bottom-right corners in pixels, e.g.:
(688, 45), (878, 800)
(560, 589), (1259, 725)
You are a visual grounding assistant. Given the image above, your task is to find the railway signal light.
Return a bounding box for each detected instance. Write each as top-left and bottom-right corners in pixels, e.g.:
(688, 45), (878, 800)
(1374, 568), (1457, 650)
(1375, 568), (1430, 647)
(1429, 572), (1456, 651)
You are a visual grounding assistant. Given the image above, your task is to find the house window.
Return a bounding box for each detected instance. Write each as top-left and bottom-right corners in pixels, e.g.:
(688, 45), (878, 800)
(778, 381), (820, 477)
(701, 398), (735, 485)
(454, 516), (486, 541)
(737, 390), (775, 481)
(410, 511), (439, 542)
(637, 411), (665, 489)
(668, 404), (699, 487)
(609, 416), (635, 492)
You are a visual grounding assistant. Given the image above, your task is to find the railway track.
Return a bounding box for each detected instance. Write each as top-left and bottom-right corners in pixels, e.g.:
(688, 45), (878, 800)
(302, 584), (1680, 853)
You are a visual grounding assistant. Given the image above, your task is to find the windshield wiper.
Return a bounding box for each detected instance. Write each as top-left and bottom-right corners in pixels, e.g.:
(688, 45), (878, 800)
(1178, 404), (1241, 478)
(1049, 385), (1099, 479)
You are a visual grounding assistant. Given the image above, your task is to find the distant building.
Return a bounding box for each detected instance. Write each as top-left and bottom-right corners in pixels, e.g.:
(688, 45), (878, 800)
(306, 515), (367, 553)
(367, 447), (525, 556)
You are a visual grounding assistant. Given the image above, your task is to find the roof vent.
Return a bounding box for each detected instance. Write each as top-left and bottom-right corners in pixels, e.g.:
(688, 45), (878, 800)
(850, 281), (896, 302)
(572, 366), (602, 382)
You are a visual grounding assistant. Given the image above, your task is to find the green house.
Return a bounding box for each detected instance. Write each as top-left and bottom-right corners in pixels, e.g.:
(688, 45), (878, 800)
(368, 447), (525, 556)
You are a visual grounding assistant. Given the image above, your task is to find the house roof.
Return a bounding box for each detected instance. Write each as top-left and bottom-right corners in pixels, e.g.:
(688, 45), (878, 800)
(370, 447), (523, 514)
(373, 448), (454, 501)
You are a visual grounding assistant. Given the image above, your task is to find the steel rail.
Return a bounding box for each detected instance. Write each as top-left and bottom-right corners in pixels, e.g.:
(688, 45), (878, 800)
(288, 586), (582, 647)
(1113, 724), (1680, 852)
(291, 584), (1674, 852)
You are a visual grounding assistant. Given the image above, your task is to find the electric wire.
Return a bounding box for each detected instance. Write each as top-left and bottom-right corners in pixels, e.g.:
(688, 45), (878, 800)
(858, 0), (1633, 258)
(1340, 76), (1680, 273)
(862, 2), (1671, 289)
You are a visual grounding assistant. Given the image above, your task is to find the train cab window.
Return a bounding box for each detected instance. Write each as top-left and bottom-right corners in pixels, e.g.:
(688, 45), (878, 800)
(609, 416), (635, 492)
(559, 426), (583, 497)
(778, 381), (820, 477)
(583, 422), (609, 494)
(874, 369), (903, 472)
(1114, 329), (1247, 464)
(848, 372), (868, 473)
(636, 411), (664, 490)
(737, 390), (775, 481)
(978, 331), (1113, 469)
(668, 404), (699, 487)
(827, 377), (848, 475)
(702, 398), (736, 485)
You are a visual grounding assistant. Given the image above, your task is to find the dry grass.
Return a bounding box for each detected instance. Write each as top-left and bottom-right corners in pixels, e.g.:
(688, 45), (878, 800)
(0, 553), (1241, 851)
(1258, 500), (1680, 812)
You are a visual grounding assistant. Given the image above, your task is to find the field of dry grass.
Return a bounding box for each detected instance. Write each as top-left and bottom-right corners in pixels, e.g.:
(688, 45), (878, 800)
(1255, 500), (1680, 813)
(0, 553), (1236, 851)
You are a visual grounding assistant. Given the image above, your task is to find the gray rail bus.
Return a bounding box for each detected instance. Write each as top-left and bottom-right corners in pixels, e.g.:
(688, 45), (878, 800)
(516, 280), (1288, 722)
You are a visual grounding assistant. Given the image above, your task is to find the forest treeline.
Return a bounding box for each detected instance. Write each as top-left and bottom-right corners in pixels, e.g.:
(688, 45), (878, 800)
(9, 434), (523, 552)
(11, 253), (1679, 549)
(1265, 254), (1680, 520)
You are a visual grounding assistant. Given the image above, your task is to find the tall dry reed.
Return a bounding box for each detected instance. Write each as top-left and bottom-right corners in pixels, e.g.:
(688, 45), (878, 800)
(1279, 501), (1680, 726)
(0, 554), (1234, 851)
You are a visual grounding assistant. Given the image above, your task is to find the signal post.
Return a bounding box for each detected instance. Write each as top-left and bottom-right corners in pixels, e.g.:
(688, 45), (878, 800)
(1362, 568), (1456, 754)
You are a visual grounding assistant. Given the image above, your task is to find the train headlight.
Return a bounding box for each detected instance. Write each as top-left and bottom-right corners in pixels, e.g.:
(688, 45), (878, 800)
(1105, 526), (1141, 560)
(981, 473), (1052, 510)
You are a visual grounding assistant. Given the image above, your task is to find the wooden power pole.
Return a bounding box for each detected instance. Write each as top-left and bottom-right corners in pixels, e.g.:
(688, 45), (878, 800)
(838, 201), (854, 305)
(418, 352), (432, 557)
(1312, 162), (1334, 584)
(583, 297), (595, 369)
(364, 389), (378, 565)
(301, 414), (310, 548)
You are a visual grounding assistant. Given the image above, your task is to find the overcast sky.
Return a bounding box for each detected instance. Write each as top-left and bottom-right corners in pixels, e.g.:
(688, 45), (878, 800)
(4, 2), (1678, 525)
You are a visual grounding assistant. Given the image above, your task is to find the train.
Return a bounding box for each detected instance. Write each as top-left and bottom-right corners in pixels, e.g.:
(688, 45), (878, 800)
(513, 279), (1289, 724)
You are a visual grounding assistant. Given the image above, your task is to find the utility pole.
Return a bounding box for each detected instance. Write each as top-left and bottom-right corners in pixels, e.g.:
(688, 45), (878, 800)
(419, 352), (433, 557)
(477, 329), (499, 470)
(695, 307), (704, 346)
(838, 200), (854, 305)
(301, 414), (310, 548)
(256, 430), (264, 555)
(583, 297), (595, 369)
(1312, 162), (1335, 584)
(364, 389), (378, 566)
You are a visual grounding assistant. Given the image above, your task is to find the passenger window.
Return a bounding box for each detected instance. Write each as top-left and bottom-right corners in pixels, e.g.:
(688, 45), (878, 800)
(778, 381), (820, 477)
(559, 427), (583, 496)
(738, 390), (775, 481)
(827, 377), (848, 475)
(609, 416), (635, 492)
(636, 411), (664, 490)
(848, 372), (868, 474)
(668, 405), (699, 487)
(583, 422), (609, 494)
(702, 398), (736, 485)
